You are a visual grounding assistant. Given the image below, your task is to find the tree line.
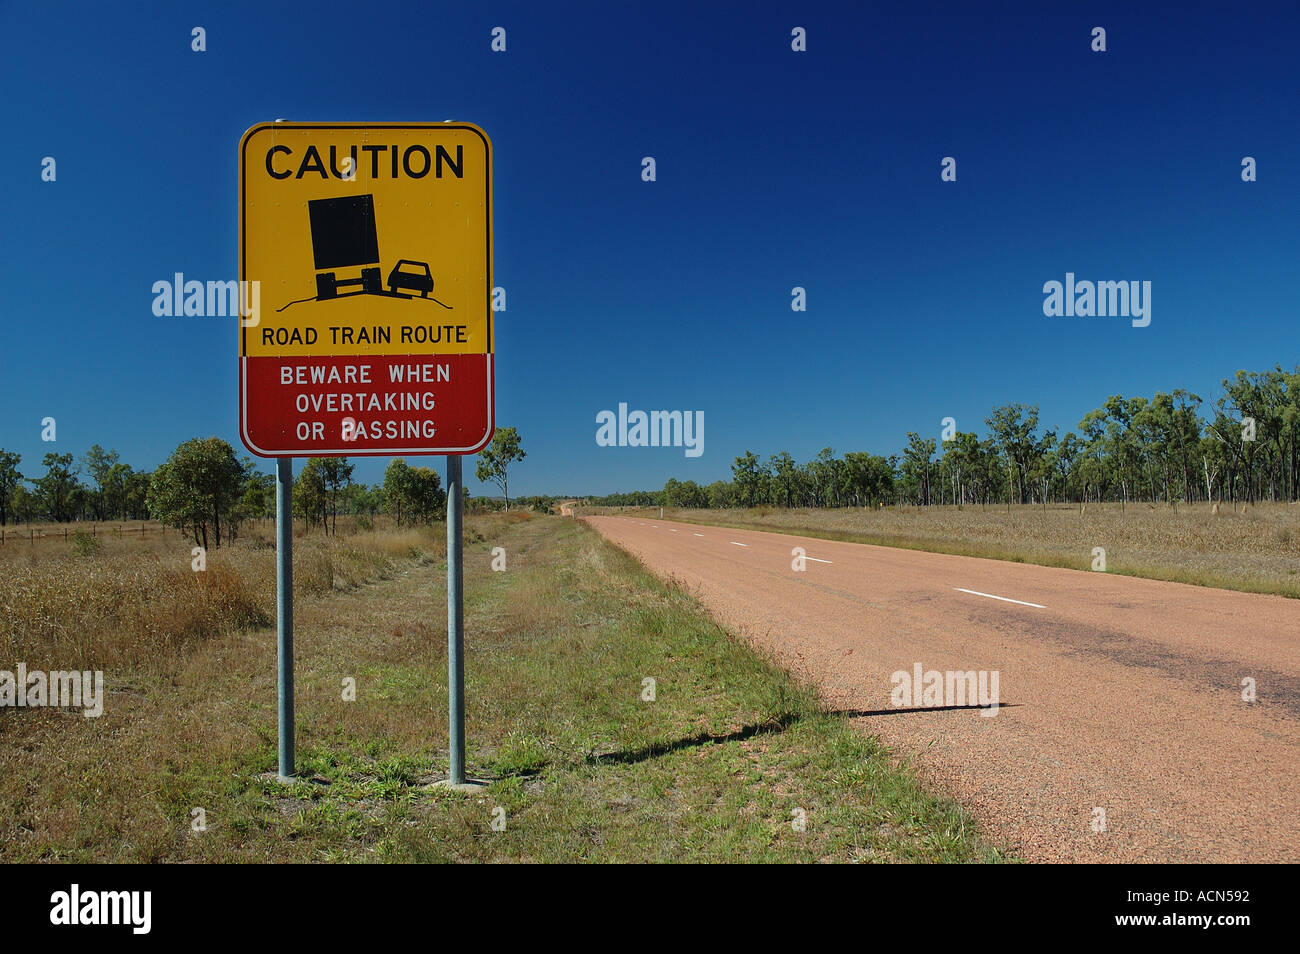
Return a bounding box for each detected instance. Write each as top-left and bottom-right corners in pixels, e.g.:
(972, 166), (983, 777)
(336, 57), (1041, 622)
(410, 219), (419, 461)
(0, 426), (535, 545)
(0, 438), (450, 546)
(587, 366), (1300, 509)
(0, 442), (434, 548)
(0, 447), (151, 526)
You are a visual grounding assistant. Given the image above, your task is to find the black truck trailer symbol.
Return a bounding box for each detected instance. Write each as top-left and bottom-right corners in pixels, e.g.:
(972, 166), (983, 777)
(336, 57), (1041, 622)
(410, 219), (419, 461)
(277, 194), (450, 312)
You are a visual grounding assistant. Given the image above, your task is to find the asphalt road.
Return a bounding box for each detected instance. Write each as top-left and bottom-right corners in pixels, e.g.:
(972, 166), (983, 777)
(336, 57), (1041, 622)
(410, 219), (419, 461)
(585, 515), (1300, 863)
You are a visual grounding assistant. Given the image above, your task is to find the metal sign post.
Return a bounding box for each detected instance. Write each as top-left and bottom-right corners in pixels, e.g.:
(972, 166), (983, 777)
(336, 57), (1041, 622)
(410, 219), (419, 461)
(276, 456), (295, 779)
(445, 455), (465, 784)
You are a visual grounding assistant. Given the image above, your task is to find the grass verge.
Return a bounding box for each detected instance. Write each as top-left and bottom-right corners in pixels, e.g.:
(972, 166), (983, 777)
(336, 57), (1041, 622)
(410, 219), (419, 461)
(0, 514), (1004, 863)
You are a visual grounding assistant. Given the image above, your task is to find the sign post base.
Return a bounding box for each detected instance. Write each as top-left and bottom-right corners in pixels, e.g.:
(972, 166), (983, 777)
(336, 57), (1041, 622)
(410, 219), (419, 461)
(431, 778), (488, 794)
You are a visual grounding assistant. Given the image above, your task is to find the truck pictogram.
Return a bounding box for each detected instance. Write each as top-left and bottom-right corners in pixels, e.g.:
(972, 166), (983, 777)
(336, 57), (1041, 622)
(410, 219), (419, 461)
(277, 194), (451, 312)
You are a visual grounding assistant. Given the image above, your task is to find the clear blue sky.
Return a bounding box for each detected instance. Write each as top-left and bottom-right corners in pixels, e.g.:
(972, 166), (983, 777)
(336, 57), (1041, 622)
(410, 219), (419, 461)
(2, 1), (1296, 495)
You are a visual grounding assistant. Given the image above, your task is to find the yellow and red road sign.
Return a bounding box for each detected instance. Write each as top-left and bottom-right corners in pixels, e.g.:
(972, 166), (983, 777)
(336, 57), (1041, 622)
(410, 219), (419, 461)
(239, 121), (493, 457)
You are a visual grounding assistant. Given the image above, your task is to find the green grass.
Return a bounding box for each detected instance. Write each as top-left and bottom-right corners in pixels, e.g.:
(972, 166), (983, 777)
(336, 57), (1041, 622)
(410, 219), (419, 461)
(0, 514), (1005, 863)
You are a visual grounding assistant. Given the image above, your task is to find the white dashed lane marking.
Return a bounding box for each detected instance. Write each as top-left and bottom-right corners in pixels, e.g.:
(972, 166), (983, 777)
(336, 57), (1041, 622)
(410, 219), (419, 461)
(954, 587), (1045, 609)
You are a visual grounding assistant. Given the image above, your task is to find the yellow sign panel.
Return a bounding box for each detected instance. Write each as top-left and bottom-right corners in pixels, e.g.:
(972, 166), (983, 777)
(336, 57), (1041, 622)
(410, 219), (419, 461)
(240, 122), (491, 356)
(239, 122), (493, 457)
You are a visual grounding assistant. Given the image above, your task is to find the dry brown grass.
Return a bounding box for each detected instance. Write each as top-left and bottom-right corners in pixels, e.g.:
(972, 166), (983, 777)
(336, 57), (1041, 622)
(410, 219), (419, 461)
(0, 521), (431, 671)
(594, 501), (1300, 598)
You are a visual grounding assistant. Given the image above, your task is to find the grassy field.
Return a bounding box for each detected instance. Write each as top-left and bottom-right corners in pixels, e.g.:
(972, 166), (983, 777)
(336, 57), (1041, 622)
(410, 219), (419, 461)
(0, 513), (1002, 863)
(587, 502), (1300, 598)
